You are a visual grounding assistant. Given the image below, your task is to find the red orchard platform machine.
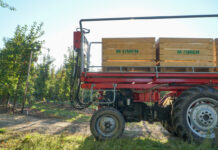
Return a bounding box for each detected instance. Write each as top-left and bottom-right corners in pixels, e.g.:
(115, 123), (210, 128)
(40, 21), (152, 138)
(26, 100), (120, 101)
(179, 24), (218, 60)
(72, 15), (218, 142)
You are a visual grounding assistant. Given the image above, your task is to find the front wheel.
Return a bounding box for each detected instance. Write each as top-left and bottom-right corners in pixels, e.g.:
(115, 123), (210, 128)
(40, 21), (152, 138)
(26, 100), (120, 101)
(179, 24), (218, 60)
(90, 107), (125, 140)
(172, 86), (218, 142)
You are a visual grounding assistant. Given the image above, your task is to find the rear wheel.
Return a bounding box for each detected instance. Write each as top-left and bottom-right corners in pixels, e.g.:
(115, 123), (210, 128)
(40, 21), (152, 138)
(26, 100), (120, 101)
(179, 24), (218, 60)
(172, 86), (218, 142)
(90, 107), (125, 140)
(161, 119), (175, 135)
(160, 95), (176, 135)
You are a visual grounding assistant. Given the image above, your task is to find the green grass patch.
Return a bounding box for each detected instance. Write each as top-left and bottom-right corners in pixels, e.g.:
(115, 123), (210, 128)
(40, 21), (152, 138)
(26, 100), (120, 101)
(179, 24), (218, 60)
(0, 133), (216, 150)
(30, 102), (91, 123)
(0, 128), (7, 134)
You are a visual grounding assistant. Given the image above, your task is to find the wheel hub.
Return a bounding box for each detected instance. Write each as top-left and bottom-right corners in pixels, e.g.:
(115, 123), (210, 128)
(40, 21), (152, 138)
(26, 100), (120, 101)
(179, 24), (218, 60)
(187, 98), (218, 138)
(98, 116), (116, 135)
(105, 121), (112, 129)
(191, 104), (217, 131)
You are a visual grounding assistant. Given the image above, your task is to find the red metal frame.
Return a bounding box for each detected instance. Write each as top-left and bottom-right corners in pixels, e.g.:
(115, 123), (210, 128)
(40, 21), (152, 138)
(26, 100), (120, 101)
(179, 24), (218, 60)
(81, 72), (218, 103)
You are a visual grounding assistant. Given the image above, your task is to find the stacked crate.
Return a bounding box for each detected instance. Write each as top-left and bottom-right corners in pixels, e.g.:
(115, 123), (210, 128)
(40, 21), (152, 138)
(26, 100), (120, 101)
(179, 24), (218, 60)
(157, 38), (215, 72)
(102, 38), (156, 72)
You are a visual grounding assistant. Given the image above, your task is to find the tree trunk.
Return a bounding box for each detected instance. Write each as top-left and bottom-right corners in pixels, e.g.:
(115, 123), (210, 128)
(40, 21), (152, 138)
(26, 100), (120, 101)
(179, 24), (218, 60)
(0, 95), (7, 105)
(0, 95), (6, 113)
(12, 76), (22, 114)
(21, 51), (33, 113)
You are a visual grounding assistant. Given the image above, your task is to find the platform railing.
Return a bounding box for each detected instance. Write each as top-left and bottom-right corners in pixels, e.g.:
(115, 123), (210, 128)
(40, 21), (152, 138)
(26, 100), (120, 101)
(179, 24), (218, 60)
(88, 66), (218, 74)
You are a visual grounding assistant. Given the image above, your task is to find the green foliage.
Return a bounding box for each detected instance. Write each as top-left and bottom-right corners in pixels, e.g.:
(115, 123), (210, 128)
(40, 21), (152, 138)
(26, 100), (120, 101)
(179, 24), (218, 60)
(33, 54), (54, 101)
(0, 22), (84, 111)
(37, 47), (76, 104)
(0, 22), (44, 109)
(0, 0), (15, 10)
(0, 23), (79, 111)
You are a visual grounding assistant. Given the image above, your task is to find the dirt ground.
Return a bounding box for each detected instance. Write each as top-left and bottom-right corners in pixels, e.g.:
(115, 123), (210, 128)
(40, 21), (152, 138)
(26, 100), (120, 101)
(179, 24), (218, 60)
(0, 113), (171, 140)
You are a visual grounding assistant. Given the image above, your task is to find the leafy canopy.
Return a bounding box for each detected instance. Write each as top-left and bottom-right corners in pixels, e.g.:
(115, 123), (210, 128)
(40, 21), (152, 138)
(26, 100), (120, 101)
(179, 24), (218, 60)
(0, 0), (16, 11)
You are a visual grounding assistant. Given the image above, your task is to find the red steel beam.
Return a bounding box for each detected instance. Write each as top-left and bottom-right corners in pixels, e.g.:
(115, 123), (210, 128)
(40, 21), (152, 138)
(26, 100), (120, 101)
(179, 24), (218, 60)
(82, 72), (218, 78)
(83, 78), (218, 84)
(81, 83), (214, 90)
(81, 72), (218, 91)
(82, 83), (218, 90)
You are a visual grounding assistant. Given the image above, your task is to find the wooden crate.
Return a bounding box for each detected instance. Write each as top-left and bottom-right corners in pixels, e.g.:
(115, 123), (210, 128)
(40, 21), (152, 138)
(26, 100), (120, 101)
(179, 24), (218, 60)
(102, 38), (156, 72)
(215, 39), (218, 66)
(215, 38), (218, 72)
(157, 38), (215, 72)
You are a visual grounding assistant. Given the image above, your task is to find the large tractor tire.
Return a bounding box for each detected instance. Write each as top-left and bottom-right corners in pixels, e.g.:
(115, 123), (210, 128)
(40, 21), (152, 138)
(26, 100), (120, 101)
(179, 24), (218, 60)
(160, 96), (176, 135)
(90, 107), (125, 140)
(161, 119), (175, 135)
(172, 86), (218, 142)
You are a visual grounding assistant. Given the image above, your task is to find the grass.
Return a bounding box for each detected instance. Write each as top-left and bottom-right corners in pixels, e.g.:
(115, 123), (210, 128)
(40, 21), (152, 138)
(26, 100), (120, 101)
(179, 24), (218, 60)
(1, 102), (216, 150)
(0, 128), (7, 134)
(0, 132), (216, 150)
(30, 102), (91, 123)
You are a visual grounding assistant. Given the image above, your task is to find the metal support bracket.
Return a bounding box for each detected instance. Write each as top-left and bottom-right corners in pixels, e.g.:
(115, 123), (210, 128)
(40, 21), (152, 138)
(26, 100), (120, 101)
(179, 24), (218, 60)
(97, 83), (117, 105)
(155, 66), (159, 78)
(89, 84), (95, 102)
(88, 83), (117, 105)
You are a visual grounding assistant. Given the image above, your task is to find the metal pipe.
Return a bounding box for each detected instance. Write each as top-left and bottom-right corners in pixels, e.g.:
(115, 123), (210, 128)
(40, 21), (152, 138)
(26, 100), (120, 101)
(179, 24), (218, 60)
(80, 14), (218, 25)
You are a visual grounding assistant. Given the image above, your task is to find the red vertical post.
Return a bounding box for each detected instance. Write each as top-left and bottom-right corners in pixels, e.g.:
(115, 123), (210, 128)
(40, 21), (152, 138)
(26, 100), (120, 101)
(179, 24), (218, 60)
(74, 31), (81, 50)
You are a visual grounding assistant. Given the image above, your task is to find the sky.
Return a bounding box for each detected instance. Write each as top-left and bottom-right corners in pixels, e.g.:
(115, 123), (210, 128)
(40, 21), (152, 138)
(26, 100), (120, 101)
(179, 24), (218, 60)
(1, 0), (218, 68)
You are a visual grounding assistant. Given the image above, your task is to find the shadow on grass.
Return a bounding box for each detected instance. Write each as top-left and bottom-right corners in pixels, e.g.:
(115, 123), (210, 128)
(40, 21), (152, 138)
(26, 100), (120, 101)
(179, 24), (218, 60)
(77, 136), (167, 150)
(0, 132), (216, 150)
(76, 136), (216, 150)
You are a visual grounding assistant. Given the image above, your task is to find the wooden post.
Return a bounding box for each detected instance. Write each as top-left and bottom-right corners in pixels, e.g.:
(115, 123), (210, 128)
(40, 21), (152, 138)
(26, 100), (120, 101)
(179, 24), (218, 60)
(21, 51), (33, 113)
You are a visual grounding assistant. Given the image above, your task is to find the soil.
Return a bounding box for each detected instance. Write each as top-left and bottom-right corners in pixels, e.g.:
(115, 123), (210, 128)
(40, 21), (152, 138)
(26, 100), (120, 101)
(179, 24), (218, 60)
(0, 112), (171, 140)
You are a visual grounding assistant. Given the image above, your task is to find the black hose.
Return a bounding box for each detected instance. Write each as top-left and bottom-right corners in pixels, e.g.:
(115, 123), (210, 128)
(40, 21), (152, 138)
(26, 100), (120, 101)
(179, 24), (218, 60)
(70, 51), (92, 109)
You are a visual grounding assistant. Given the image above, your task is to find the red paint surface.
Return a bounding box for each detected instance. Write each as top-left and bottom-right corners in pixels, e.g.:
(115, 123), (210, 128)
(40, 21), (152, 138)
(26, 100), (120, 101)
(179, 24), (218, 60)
(81, 72), (218, 102)
(74, 31), (81, 49)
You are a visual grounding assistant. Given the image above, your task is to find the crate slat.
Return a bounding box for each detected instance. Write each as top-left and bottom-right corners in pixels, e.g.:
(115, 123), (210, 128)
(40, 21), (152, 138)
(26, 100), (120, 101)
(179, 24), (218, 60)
(159, 49), (214, 55)
(158, 38), (213, 43)
(216, 39), (218, 67)
(160, 55), (214, 61)
(159, 43), (213, 49)
(103, 55), (156, 60)
(103, 61), (156, 66)
(160, 61), (214, 67)
(103, 38), (155, 43)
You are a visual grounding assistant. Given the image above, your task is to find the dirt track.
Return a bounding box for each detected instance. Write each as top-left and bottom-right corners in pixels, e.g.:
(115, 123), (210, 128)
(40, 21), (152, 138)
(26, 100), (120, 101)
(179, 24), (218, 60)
(0, 113), (171, 140)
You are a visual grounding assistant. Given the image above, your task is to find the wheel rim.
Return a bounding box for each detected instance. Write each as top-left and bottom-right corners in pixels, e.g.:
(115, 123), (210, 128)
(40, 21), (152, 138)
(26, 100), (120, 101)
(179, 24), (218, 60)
(96, 115), (119, 137)
(187, 97), (218, 138)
